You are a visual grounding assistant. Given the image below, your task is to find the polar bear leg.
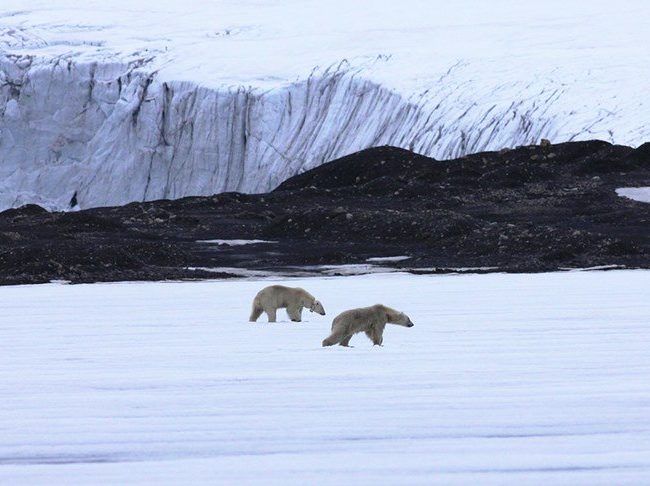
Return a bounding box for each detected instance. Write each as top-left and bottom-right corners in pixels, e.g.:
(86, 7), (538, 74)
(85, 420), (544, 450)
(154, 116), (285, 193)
(339, 334), (354, 347)
(266, 307), (277, 323)
(287, 305), (302, 322)
(365, 325), (384, 346)
(250, 304), (263, 322)
(322, 328), (346, 346)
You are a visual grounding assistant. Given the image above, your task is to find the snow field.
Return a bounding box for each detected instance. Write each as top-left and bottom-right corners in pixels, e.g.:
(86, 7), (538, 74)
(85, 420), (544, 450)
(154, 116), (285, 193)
(0, 270), (649, 484)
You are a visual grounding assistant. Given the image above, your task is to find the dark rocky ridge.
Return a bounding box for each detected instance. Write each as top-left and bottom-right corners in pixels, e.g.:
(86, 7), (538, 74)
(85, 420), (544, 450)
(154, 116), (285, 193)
(1, 140), (648, 285)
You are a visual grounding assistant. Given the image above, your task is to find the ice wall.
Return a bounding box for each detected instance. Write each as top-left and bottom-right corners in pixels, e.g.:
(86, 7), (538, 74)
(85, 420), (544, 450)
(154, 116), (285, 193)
(0, 56), (626, 211)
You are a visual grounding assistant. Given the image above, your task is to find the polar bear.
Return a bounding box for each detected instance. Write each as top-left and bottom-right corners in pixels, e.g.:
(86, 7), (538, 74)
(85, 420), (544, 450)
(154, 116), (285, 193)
(250, 285), (326, 323)
(322, 304), (413, 347)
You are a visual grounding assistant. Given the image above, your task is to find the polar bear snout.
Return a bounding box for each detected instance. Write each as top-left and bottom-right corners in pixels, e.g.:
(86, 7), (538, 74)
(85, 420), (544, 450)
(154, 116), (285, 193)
(394, 312), (414, 327)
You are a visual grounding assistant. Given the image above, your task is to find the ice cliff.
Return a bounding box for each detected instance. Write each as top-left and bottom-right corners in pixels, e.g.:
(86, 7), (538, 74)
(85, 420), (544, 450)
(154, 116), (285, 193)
(1, 0), (649, 210)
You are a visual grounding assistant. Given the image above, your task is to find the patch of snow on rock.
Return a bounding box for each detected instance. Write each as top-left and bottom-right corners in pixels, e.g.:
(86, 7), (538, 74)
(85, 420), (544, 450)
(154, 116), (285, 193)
(366, 256), (411, 262)
(616, 187), (650, 204)
(197, 239), (278, 246)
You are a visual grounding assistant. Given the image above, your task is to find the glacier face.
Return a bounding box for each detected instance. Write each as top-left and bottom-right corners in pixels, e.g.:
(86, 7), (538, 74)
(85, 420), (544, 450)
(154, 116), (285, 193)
(1, 0), (649, 210)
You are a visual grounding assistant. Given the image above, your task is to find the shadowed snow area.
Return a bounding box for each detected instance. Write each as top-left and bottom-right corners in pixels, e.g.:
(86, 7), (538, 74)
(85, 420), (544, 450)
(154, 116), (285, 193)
(1, 1), (649, 209)
(1, 270), (649, 484)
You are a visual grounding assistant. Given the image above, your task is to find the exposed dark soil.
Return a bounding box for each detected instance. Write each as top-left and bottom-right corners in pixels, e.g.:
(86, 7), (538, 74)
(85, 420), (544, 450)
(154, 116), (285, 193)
(1, 140), (649, 285)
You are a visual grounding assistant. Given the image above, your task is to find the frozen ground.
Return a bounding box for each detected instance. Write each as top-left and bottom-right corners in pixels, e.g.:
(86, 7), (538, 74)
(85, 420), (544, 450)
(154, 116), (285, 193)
(1, 1), (649, 209)
(1, 270), (650, 484)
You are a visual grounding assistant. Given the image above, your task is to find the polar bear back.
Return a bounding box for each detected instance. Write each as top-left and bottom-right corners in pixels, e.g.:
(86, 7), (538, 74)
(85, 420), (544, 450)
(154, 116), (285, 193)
(331, 304), (394, 333)
(254, 285), (313, 308)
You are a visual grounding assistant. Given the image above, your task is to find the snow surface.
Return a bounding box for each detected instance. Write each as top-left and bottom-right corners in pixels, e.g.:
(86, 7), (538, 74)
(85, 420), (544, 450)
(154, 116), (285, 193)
(616, 187), (650, 204)
(1, 270), (650, 484)
(1, 1), (649, 210)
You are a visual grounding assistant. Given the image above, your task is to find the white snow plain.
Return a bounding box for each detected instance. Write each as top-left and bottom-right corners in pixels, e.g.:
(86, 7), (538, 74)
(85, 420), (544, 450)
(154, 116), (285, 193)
(1, 1), (649, 210)
(1, 270), (650, 485)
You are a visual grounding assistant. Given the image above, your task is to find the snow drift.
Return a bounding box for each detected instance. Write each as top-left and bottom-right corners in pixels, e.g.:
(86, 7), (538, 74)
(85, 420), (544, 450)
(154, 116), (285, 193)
(1, 0), (649, 210)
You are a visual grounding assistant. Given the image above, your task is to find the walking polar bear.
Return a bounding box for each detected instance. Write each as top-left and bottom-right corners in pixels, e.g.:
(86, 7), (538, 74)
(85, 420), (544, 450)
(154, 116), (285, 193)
(322, 304), (414, 347)
(250, 285), (326, 323)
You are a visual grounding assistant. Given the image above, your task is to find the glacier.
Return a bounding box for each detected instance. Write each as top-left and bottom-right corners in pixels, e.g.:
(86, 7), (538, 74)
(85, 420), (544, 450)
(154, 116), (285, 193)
(1, 0), (649, 210)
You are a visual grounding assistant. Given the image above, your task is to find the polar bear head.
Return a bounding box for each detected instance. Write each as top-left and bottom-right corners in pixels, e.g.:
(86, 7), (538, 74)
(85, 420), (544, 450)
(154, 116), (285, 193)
(388, 310), (414, 327)
(310, 300), (326, 315)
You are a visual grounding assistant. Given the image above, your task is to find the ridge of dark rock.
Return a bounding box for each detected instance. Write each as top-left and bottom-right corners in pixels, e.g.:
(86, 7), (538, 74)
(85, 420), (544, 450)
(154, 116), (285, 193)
(1, 140), (648, 285)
